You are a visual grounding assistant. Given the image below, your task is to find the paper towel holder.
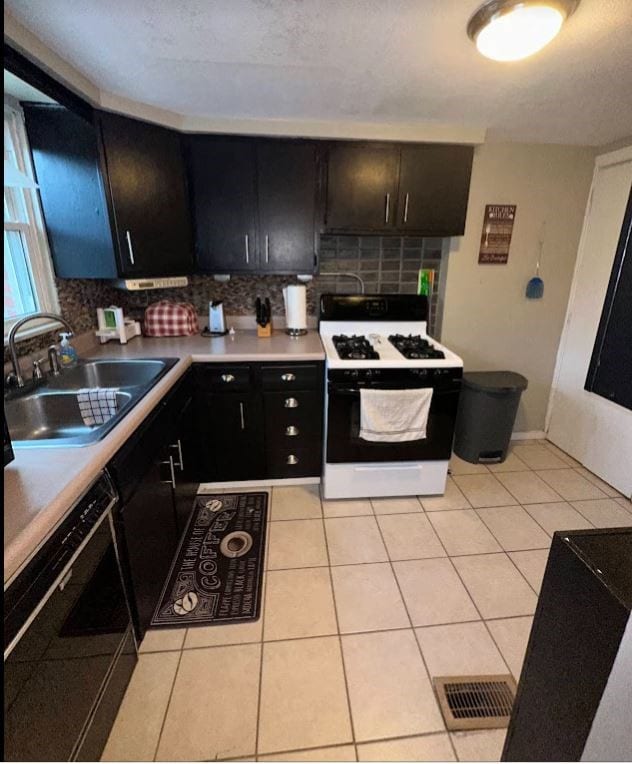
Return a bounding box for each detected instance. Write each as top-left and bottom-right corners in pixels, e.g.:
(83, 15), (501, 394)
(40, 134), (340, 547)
(286, 327), (308, 337)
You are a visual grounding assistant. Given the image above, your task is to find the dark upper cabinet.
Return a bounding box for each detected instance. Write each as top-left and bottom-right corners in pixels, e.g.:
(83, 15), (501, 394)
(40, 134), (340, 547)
(23, 104), (118, 279)
(325, 141), (474, 235)
(185, 136), (258, 273)
(397, 144), (473, 235)
(98, 111), (193, 277)
(185, 135), (319, 274)
(326, 143), (400, 231)
(23, 104), (193, 279)
(257, 140), (318, 273)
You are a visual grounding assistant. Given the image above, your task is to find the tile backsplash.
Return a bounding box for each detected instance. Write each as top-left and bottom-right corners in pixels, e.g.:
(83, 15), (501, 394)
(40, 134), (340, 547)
(5, 236), (446, 362)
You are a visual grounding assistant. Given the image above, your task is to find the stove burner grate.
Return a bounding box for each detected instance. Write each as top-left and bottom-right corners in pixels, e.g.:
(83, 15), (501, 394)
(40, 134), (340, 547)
(332, 334), (380, 360)
(389, 334), (445, 360)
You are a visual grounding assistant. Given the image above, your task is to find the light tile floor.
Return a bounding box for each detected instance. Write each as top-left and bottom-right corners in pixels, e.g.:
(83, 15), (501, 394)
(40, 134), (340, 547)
(103, 440), (630, 762)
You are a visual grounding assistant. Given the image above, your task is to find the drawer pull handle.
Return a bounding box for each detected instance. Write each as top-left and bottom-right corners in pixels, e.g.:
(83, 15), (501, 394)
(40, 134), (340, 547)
(286, 425), (299, 436)
(221, 374), (235, 383)
(281, 373), (296, 382)
(284, 397), (299, 408)
(286, 454), (299, 465)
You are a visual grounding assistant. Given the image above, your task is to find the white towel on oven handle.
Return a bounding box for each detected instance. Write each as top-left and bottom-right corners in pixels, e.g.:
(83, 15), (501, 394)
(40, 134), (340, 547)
(359, 387), (433, 442)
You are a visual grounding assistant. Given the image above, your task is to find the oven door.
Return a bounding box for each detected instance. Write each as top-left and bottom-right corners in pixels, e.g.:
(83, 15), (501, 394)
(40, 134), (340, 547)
(4, 510), (136, 762)
(326, 376), (461, 464)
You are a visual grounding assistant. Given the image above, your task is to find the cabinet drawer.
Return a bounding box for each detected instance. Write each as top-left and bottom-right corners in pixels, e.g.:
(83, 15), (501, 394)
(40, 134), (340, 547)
(263, 391), (323, 428)
(194, 364), (253, 391)
(266, 445), (322, 479)
(260, 363), (323, 391)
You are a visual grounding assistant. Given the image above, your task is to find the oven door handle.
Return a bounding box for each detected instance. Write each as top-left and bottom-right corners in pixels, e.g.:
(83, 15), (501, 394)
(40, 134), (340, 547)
(329, 385), (459, 396)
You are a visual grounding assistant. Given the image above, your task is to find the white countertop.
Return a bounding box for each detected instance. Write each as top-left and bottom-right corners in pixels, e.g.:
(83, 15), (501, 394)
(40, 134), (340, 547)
(4, 330), (324, 586)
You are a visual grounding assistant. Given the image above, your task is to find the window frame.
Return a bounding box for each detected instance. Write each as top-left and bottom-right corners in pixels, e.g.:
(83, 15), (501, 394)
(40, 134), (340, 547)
(4, 98), (60, 342)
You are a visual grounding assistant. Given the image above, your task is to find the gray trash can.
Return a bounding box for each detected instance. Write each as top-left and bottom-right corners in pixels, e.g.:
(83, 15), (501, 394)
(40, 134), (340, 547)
(453, 371), (528, 464)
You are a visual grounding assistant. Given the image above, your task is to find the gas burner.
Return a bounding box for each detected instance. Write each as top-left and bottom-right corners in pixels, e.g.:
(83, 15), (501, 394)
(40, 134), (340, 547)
(389, 334), (445, 360)
(332, 334), (380, 360)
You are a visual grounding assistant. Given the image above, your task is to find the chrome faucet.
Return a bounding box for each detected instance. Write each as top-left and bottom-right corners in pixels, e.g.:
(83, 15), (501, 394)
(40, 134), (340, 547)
(6, 313), (76, 388)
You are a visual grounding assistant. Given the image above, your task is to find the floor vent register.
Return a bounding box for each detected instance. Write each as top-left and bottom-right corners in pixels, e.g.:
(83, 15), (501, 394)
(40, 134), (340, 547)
(434, 674), (517, 731)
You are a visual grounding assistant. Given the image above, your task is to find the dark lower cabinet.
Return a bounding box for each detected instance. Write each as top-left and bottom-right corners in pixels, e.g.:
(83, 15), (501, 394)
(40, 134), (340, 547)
(192, 362), (324, 482)
(109, 371), (199, 639)
(503, 529), (632, 761)
(196, 391), (266, 482)
(112, 448), (179, 640)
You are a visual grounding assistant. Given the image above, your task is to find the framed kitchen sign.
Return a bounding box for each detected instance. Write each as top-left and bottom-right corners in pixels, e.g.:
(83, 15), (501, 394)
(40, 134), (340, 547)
(479, 204), (517, 264)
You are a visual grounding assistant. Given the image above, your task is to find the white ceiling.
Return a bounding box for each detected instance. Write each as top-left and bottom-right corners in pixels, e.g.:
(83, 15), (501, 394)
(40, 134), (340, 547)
(5, 0), (632, 145)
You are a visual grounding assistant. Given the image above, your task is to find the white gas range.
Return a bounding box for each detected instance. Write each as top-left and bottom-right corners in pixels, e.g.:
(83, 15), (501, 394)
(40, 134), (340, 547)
(319, 294), (463, 500)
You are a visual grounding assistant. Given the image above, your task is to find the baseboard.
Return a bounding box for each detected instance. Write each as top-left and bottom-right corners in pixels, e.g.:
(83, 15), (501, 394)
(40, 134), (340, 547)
(511, 430), (547, 441)
(198, 477), (320, 492)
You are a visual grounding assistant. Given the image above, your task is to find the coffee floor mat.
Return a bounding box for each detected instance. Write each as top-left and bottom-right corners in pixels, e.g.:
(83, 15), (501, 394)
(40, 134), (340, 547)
(151, 492), (268, 628)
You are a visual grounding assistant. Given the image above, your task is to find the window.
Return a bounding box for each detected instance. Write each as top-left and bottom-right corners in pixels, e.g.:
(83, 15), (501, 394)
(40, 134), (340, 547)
(4, 100), (58, 339)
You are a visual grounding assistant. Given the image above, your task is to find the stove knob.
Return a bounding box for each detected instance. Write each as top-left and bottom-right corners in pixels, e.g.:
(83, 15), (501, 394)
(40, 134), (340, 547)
(365, 370), (373, 377)
(350, 370), (359, 379)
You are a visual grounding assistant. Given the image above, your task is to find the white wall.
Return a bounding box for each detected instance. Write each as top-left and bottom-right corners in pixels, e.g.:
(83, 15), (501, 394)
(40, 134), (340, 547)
(442, 143), (595, 433)
(547, 147), (632, 496)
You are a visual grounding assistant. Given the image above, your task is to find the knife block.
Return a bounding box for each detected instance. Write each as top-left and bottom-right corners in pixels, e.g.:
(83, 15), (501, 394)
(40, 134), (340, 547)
(257, 320), (272, 338)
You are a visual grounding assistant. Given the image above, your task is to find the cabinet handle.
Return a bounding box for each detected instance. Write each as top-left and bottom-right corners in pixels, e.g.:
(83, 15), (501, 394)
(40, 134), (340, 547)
(160, 456), (176, 488)
(245, 234), (250, 264)
(286, 425), (299, 437)
(265, 234), (270, 264)
(221, 374), (235, 383)
(239, 402), (245, 430)
(125, 230), (135, 265)
(403, 193), (409, 224)
(281, 373), (296, 382)
(284, 397), (299, 408)
(385, 193), (390, 224)
(286, 454), (299, 465)
(170, 439), (184, 471)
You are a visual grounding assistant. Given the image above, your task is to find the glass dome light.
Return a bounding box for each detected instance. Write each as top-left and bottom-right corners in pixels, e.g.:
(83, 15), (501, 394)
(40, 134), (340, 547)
(467, 0), (579, 62)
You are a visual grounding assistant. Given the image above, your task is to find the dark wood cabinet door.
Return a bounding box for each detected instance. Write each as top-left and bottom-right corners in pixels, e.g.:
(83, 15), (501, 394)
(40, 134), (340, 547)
(325, 143), (400, 231)
(117, 455), (179, 638)
(196, 391), (265, 481)
(23, 104), (118, 279)
(397, 144), (473, 235)
(170, 393), (200, 534)
(185, 136), (258, 273)
(98, 111), (193, 277)
(257, 140), (318, 273)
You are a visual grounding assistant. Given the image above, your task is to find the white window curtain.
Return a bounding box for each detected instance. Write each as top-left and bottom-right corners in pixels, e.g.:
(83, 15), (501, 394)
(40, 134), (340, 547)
(4, 100), (59, 339)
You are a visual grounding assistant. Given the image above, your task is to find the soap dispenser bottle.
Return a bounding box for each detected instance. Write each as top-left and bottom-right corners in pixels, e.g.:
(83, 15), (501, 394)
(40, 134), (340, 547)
(59, 332), (78, 368)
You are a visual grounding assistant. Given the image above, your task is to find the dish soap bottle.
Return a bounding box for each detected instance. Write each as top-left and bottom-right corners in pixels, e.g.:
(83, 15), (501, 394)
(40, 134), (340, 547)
(59, 332), (78, 368)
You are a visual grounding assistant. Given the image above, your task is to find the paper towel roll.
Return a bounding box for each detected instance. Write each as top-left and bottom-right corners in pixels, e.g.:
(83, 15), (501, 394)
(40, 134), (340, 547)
(283, 285), (307, 330)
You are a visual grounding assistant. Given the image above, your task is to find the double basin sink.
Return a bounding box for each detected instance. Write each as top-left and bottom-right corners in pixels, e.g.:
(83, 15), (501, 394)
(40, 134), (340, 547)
(5, 358), (178, 447)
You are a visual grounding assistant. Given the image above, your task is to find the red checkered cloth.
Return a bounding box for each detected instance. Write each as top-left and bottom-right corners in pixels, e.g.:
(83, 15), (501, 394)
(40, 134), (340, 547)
(144, 301), (199, 337)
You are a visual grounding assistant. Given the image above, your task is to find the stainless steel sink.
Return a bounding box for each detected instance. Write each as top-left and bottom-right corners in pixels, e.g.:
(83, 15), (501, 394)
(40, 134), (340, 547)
(5, 357), (178, 447)
(46, 359), (171, 390)
(5, 390), (134, 445)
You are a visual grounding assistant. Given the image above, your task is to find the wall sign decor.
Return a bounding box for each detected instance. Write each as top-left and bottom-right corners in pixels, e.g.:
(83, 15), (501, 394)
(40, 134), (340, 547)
(479, 204), (517, 264)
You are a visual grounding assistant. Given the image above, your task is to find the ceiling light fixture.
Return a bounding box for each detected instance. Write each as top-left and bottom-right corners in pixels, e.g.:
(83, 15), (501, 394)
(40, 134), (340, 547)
(467, 0), (579, 62)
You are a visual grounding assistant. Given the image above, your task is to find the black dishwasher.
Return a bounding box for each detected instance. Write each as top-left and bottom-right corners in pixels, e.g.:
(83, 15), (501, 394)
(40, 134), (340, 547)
(3, 471), (136, 762)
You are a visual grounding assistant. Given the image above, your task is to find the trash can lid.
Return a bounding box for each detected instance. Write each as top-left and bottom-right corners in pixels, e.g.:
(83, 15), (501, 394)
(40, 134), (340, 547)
(462, 371), (529, 393)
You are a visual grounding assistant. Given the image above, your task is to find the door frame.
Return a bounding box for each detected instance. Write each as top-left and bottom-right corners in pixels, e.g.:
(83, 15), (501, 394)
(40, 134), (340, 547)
(545, 145), (632, 432)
